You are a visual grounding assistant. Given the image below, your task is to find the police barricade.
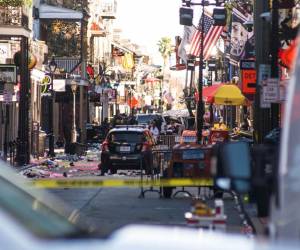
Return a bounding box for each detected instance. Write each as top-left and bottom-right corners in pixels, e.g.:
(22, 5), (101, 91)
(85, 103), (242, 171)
(158, 135), (180, 150)
(138, 145), (173, 198)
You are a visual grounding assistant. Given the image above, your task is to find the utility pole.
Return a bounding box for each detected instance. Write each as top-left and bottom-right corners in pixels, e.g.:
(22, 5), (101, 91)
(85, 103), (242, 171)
(17, 37), (30, 165)
(270, 0), (280, 129)
(253, 0), (271, 143)
(196, 2), (205, 144)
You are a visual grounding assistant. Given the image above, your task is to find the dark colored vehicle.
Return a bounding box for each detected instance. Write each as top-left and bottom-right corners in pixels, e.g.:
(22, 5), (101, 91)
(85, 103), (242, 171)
(100, 126), (156, 175)
(86, 123), (107, 143)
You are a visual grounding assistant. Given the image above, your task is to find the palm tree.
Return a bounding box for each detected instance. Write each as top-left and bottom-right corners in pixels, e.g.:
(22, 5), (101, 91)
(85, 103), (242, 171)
(157, 37), (173, 111)
(157, 37), (173, 67)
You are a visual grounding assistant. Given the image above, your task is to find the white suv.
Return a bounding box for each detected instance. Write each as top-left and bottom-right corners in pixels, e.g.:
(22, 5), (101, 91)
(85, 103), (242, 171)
(135, 113), (167, 134)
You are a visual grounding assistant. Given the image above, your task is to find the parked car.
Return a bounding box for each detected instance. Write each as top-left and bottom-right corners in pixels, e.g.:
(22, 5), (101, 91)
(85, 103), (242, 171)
(100, 125), (157, 175)
(135, 113), (167, 134)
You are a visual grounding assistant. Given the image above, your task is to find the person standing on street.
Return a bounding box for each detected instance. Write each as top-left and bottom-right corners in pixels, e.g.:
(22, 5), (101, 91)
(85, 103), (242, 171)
(149, 121), (159, 143)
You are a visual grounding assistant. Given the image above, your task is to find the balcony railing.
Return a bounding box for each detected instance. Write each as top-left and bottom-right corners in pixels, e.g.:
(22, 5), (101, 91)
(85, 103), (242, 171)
(41, 0), (82, 11)
(0, 6), (29, 29)
(100, 2), (117, 19)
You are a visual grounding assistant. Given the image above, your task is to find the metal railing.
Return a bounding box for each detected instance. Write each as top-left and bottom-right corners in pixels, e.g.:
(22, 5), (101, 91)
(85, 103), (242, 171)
(0, 6), (29, 29)
(158, 135), (180, 149)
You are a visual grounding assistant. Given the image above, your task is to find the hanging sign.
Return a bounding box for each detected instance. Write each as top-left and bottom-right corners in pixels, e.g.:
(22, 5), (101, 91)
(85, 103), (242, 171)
(240, 60), (256, 95)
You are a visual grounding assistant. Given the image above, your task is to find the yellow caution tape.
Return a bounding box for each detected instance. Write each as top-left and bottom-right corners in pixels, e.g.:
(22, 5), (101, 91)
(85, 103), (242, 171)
(30, 178), (214, 189)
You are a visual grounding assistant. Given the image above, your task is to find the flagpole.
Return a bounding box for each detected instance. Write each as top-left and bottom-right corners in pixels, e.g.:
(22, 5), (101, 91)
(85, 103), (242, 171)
(197, 1), (205, 144)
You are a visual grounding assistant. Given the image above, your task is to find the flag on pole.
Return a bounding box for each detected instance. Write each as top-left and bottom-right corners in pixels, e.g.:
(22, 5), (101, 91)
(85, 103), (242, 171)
(189, 12), (224, 60)
(227, 8), (250, 65)
(178, 25), (197, 64)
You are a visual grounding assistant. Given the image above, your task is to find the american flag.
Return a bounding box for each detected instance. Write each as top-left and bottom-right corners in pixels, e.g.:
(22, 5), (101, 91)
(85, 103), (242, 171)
(189, 13), (224, 60)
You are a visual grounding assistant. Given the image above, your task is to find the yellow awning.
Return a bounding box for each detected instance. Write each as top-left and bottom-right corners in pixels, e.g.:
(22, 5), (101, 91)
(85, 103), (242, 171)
(213, 84), (245, 105)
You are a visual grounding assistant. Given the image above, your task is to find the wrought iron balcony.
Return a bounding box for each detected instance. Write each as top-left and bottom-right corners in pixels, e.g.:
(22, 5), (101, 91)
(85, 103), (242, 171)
(100, 1), (117, 19)
(0, 6), (29, 29)
(41, 0), (82, 11)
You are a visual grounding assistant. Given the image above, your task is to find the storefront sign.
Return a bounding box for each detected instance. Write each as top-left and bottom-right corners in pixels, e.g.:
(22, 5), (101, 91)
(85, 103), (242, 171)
(241, 69), (256, 94)
(3, 89), (12, 104)
(0, 43), (10, 61)
(240, 60), (256, 94)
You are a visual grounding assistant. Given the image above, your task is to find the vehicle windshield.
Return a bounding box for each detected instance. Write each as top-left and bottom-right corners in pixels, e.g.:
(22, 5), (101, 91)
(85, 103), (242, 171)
(109, 131), (144, 143)
(0, 172), (88, 239)
(136, 115), (160, 124)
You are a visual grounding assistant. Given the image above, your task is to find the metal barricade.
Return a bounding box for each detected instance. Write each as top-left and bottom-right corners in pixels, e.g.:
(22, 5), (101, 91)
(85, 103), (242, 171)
(158, 135), (180, 150)
(139, 145), (172, 198)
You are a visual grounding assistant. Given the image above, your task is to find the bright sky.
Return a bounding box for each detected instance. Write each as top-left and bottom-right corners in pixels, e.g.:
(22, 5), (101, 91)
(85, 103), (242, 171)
(115, 0), (183, 64)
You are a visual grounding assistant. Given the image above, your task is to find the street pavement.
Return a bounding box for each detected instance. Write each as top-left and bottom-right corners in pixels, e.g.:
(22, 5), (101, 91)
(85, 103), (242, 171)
(18, 145), (262, 238)
(49, 186), (242, 237)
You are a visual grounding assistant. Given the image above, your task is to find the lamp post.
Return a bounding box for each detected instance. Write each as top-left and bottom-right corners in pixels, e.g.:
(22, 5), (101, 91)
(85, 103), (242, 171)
(71, 81), (78, 143)
(196, 1), (205, 144)
(180, 0), (225, 143)
(48, 57), (57, 157)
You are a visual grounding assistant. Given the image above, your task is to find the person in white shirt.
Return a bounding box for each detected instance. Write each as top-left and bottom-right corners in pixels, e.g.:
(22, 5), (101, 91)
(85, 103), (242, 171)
(149, 121), (159, 143)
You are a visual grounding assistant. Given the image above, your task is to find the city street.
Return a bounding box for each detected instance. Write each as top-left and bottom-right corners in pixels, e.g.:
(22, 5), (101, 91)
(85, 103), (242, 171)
(1, 0), (294, 248)
(49, 183), (243, 237)
(19, 146), (254, 238)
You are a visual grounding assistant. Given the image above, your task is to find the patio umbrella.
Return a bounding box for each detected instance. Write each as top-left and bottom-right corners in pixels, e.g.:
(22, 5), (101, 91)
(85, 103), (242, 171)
(202, 83), (224, 103)
(214, 84), (246, 105)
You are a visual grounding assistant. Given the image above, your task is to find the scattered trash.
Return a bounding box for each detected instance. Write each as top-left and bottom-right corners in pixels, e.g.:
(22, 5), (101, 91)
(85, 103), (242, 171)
(20, 145), (101, 179)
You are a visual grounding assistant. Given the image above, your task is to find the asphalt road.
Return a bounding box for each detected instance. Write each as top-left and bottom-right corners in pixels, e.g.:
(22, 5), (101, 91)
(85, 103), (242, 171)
(49, 178), (243, 237)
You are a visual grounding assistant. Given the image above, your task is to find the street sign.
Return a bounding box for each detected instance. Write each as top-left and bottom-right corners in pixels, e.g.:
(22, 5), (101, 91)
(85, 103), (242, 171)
(262, 78), (279, 103)
(258, 64), (271, 108)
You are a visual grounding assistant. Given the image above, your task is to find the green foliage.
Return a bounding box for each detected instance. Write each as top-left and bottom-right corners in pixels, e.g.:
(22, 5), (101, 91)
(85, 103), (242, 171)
(0, 0), (23, 6)
(47, 20), (81, 57)
(0, 0), (32, 7)
(157, 37), (173, 65)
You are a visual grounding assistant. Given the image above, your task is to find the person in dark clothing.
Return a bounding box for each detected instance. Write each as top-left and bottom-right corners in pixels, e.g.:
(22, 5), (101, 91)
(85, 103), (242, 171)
(154, 117), (162, 132)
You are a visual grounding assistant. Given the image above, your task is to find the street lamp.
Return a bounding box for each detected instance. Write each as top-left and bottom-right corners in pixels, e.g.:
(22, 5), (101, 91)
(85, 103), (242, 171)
(48, 56), (57, 157)
(71, 81), (78, 143)
(179, 0), (226, 143)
